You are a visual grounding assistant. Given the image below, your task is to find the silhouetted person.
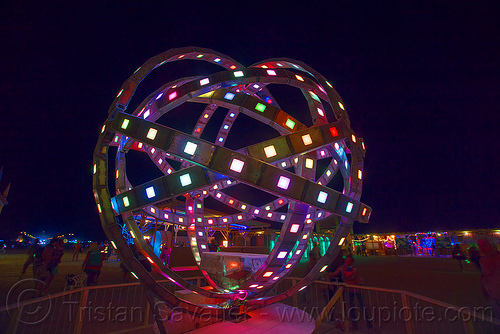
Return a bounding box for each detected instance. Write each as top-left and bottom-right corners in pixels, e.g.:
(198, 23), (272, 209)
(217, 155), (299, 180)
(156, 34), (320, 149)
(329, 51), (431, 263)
(467, 244), (481, 269)
(452, 243), (466, 272)
(82, 242), (104, 286)
(478, 239), (500, 320)
(20, 239), (40, 277)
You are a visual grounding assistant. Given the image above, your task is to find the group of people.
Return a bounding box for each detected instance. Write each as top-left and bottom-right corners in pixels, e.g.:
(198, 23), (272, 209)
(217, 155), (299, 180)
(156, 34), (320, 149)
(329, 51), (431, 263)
(20, 238), (110, 295)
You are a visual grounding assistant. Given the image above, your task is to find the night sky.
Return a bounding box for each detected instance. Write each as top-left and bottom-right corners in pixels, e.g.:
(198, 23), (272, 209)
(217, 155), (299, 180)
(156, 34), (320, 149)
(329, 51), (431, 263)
(1, 2), (498, 240)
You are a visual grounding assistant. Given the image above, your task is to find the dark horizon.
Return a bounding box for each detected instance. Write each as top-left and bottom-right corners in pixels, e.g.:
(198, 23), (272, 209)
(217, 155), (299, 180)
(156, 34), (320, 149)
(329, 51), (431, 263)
(1, 2), (499, 241)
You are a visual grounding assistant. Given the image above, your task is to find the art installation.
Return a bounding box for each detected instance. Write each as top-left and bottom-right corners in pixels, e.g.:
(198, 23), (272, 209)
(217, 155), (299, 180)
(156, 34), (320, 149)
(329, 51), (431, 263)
(92, 47), (371, 331)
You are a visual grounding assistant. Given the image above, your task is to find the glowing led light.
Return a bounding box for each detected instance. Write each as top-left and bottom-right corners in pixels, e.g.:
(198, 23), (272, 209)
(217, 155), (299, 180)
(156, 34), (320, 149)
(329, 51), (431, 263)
(326, 81), (333, 88)
(299, 286), (307, 291)
(278, 199), (284, 205)
(338, 101), (345, 110)
(223, 124), (229, 130)
(150, 148), (155, 154)
(320, 150), (325, 157)
(233, 70), (244, 77)
(158, 158), (163, 165)
(200, 78), (210, 86)
(264, 145), (277, 158)
(265, 206), (271, 211)
(362, 208), (368, 216)
(129, 229), (136, 239)
(146, 186), (156, 198)
(267, 213), (273, 218)
(273, 276), (279, 280)
(329, 127), (339, 137)
(280, 214), (286, 220)
(333, 159), (338, 165)
(317, 108), (324, 116)
(285, 119), (295, 129)
(168, 92), (177, 100)
(362, 142), (366, 150)
(334, 143), (340, 150)
(114, 136), (119, 142)
(178, 55), (185, 59)
(263, 271), (273, 277)
(110, 241), (117, 249)
(121, 119), (130, 129)
(285, 263), (292, 269)
(301, 134), (313, 146)
(249, 284), (258, 288)
(253, 84), (260, 89)
(228, 199), (235, 205)
(320, 265), (328, 273)
(241, 204), (247, 210)
(180, 174), (192, 187)
(197, 203), (202, 209)
(179, 217), (184, 223)
(164, 214), (169, 219)
(309, 91), (320, 102)
(222, 240), (229, 247)
(117, 89), (123, 97)
(229, 112), (235, 117)
(306, 219), (312, 224)
(229, 65), (237, 70)
(253, 209), (260, 214)
(198, 231), (203, 237)
(237, 215), (243, 220)
(101, 124), (106, 133)
(338, 237), (346, 246)
(255, 103), (266, 112)
(213, 185), (218, 189)
(277, 176), (291, 190)
(218, 137), (224, 142)
(290, 224), (300, 233)
(358, 170), (363, 179)
(131, 272), (139, 279)
(214, 58), (221, 62)
(216, 193), (222, 198)
(197, 218), (202, 222)
(123, 196), (130, 207)
(224, 92), (235, 100)
(295, 249), (302, 255)
(146, 128), (158, 140)
(197, 54), (204, 58)
(326, 170), (331, 177)
(208, 219), (213, 225)
(151, 207), (156, 213)
(184, 141), (197, 155)
(281, 162), (287, 167)
(317, 212), (323, 218)
(317, 191), (328, 204)
(346, 202), (354, 213)
(302, 234), (308, 240)
(155, 92), (163, 100)
(267, 69), (277, 76)
(294, 157), (299, 164)
(137, 142), (143, 149)
(257, 285), (264, 289)
(295, 74), (304, 81)
(261, 65), (268, 69)
(93, 164), (97, 174)
(201, 244), (207, 250)
(345, 160), (348, 169)
(203, 114), (209, 119)
(97, 204), (102, 213)
(351, 134), (357, 143)
(167, 168), (172, 174)
(277, 251), (288, 259)
(305, 158), (314, 169)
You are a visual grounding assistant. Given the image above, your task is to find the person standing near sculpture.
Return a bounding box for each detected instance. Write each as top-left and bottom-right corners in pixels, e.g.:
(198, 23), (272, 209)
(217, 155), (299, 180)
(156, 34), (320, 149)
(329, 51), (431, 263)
(20, 238), (40, 277)
(478, 238), (500, 320)
(82, 242), (105, 286)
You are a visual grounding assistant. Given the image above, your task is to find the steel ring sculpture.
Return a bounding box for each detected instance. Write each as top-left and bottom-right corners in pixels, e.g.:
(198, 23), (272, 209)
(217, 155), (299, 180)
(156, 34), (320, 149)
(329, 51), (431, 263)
(92, 46), (371, 319)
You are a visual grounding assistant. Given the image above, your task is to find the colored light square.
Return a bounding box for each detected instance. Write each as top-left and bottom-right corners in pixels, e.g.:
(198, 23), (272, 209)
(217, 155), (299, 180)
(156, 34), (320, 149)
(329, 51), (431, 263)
(317, 108), (324, 116)
(326, 170), (331, 177)
(351, 134), (357, 143)
(330, 127), (339, 137)
(290, 224), (300, 233)
(285, 119), (295, 129)
(280, 215), (286, 220)
(223, 124), (229, 130)
(305, 158), (314, 169)
(199, 78), (210, 86)
(320, 265), (328, 273)
(277, 251), (288, 259)
(249, 284), (258, 288)
(180, 174), (192, 187)
(338, 237), (346, 245)
(146, 128), (158, 140)
(198, 231), (203, 237)
(295, 75), (304, 82)
(123, 196), (130, 207)
(317, 191), (328, 203)
(277, 176), (291, 190)
(146, 186), (156, 198)
(255, 103), (266, 112)
(281, 162), (287, 167)
(197, 54), (204, 58)
(241, 205), (246, 210)
(121, 119), (130, 129)
(263, 271), (273, 277)
(254, 209), (260, 214)
(362, 208), (367, 216)
(156, 92), (163, 100)
(301, 134), (313, 146)
(309, 91), (320, 102)
(338, 101), (345, 110)
(233, 70), (244, 77)
(229, 65), (237, 70)
(218, 137), (224, 142)
(184, 141), (197, 155)
(168, 91), (177, 100)
(214, 58), (221, 62)
(264, 145), (277, 158)
(267, 213), (272, 218)
(358, 170), (363, 179)
(346, 202), (354, 213)
(229, 112), (235, 117)
(253, 84), (260, 89)
(267, 69), (277, 76)
(228, 199), (234, 205)
(216, 193), (222, 198)
(285, 263), (292, 269)
(230, 158), (244, 173)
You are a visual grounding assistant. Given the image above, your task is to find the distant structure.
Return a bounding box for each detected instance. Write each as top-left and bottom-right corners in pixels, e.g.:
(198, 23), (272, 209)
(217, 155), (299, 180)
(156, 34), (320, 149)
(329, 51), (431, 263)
(0, 167), (11, 216)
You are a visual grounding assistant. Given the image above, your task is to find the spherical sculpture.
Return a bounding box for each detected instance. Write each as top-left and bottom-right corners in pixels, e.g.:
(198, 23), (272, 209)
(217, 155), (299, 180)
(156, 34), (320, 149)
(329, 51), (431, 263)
(92, 47), (371, 315)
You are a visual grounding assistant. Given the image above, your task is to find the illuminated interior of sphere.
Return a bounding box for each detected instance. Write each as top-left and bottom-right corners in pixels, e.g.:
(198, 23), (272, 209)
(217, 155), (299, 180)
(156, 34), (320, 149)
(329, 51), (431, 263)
(92, 47), (371, 309)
